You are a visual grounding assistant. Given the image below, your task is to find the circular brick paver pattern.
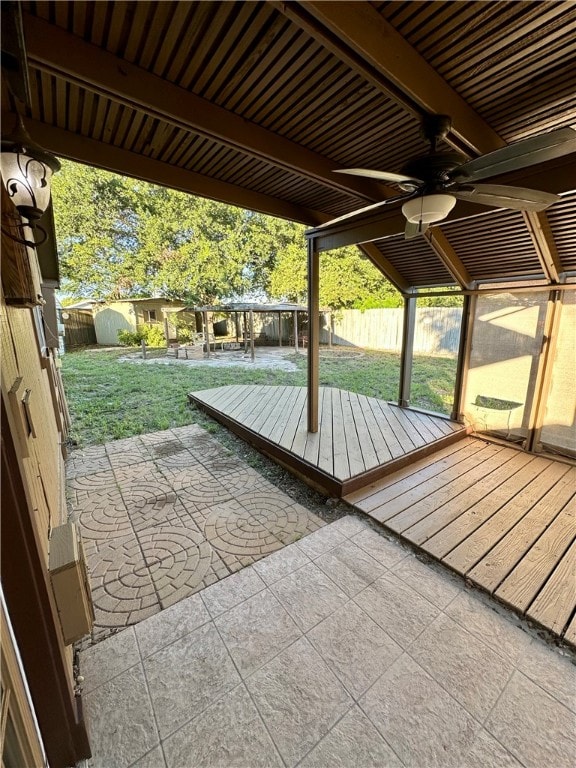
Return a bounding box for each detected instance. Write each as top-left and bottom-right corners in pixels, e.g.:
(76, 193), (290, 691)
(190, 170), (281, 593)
(74, 490), (132, 541)
(138, 526), (222, 608)
(88, 535), (159, 627)
(119, 481), (176, 509)
(237, 492), (323, 544)
(203, 502), (284, 559)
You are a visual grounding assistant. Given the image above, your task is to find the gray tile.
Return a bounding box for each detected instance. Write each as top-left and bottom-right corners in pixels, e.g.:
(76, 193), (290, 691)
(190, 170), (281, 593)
(252, 542), (311, 585)
(299, 705), (402, 768)
(354, 571), (440, 648)
(360, 654), (479, 768)
(129, 745), (167, 768)
(296, 525), (347, 559)
(485, 670), (576, 767)
(201, 566), (266, 617)
(328, 514), (371, 539)
(315, 539), (387, 597)
(246, 636), (353, 767)
(270, 562), (349, 632)
(215, 589), (301, 678)
(517, 638), (576, 713)
(350, 528), (407, 568)
(308, 601), (402, 699)
(143, 622), (240, 739)
(392, 554), (462, 609)
(84, 664), (158, 768)
(445, 590), (532, 664)
(463, 729), (522, 767)
(135, 592), (211, 658)
(163, 684), (283, 768)
(409, 613), (513, 720)
(80, 627), (140, 694)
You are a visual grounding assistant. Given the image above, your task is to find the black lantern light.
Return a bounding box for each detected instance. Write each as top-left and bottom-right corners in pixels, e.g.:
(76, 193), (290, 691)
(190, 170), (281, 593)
(1, 113), (61, 246)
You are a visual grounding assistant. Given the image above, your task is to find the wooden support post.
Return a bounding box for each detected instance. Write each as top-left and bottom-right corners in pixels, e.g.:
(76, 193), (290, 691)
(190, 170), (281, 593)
(203, 310), (210, 357)
(526, 289), (562, 453)
(163, 318), (169, 346)
(455, 293), (477, 423)
(249, 309), (255, 361)
(294, 311), (299, 353)
(307, 239), (320, 432)
(328, 311), (333, 349)
(399, 296), (416, 408)
(278, 312), (282, 347)
(451, 294), (472, 421)
(141, 339), (147, 359)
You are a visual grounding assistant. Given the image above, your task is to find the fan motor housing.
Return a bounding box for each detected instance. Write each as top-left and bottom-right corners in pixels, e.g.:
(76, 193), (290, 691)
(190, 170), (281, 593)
(401, 151), (466, 184)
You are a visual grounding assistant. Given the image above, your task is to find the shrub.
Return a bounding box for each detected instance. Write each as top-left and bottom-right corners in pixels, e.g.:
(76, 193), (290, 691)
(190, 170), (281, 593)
(140, 324), (166, 347)
(117, 329), (144, 346)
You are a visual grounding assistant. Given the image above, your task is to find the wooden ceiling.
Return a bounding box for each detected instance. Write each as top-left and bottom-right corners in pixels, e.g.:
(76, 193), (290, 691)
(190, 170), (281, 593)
(3, 1), (576, 292)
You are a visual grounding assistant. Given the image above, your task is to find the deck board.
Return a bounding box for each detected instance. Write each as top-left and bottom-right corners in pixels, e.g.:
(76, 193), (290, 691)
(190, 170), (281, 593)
(345, 438), (576, 645)
(189, 384), (466, 496)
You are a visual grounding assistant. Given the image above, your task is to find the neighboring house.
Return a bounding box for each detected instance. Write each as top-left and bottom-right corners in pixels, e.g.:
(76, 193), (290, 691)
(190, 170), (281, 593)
(92, 298), (185, 345)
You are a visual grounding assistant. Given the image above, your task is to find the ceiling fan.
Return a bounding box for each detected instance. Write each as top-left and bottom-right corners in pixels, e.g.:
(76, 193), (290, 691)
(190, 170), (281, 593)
(325, 115), (576, 239)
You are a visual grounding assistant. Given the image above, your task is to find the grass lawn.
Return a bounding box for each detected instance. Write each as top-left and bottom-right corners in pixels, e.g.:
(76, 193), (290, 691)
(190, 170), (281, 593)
(61, 346), (457, 448)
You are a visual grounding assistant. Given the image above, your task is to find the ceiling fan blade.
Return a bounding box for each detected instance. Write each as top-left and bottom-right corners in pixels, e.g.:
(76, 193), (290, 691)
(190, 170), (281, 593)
(315, 191), (414, 230)
(404, 220), (429, 240)
(453, 184), (560, 211)
(334, 168), (423, 186)
(452, 126), (576, 182)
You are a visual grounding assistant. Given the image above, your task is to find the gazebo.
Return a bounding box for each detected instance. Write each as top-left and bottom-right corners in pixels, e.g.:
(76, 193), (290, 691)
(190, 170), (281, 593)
(192, 302), (309, 359)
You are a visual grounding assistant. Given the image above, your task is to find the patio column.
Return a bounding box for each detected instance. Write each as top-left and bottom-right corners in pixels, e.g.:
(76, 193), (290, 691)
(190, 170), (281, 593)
(307, 238), (319, 432)
(399, 296), (416, 407)
(278, 311), (282, 347)
(451, 294), (474, 421)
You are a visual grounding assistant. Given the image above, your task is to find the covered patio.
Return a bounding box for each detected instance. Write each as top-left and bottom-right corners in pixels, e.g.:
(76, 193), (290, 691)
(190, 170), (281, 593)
(2, 2), (575, 766)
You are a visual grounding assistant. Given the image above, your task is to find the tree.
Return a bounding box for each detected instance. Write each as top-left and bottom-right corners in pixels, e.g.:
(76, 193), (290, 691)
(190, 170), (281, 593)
(267, 243), (402, 309)
(51, 161), (291, 303)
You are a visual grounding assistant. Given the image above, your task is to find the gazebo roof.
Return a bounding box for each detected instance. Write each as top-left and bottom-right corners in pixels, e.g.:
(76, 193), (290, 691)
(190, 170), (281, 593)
(192, 303), (308, 313)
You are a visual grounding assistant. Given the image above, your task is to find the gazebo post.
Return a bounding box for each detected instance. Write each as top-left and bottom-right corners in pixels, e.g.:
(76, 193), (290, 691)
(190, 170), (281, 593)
(278, 311), (282, 347)
(399, 296), (416, 407)
(203, 310), (210, 358)
(249, 309), (255, 361)
(307, 238), (319, 432)
(293, 310), (299, 353)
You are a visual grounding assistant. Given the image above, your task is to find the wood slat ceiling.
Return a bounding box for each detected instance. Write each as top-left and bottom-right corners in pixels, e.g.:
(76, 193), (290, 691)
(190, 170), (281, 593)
(4, 1), (576, 291)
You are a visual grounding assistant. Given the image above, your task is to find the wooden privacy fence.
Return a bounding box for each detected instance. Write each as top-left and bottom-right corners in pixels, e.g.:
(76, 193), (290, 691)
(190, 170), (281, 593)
(62, 309), (96, 348)
(318, 307), (462, 356)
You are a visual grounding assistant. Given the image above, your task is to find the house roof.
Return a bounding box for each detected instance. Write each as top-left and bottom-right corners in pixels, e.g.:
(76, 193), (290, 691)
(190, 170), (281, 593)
(4, 1), (576, 292)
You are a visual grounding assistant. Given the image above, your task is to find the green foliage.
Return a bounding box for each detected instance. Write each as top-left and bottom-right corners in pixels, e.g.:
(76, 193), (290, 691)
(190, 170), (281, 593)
(117, 329), (144, 346)
(52, 161), (294, 303)
(117, 325), (165, 347)
(140, 324), (166, 348)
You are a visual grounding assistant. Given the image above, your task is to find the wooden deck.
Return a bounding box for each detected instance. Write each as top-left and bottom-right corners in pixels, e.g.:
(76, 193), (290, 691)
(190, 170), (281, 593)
(189, 385), (467, 496)
(345, 438), (576, 645)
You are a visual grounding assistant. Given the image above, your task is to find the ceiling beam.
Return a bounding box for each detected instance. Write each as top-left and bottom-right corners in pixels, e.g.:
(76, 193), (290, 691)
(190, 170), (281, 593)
(307, 152), (576, 251)
(359, 242), (410, 294)
(277, 1), (505, 156)
(423, 229), (472, 289)
(21, 12), (389, 204)
(4, 113), (326, 226)
(522, 211), (563, 283)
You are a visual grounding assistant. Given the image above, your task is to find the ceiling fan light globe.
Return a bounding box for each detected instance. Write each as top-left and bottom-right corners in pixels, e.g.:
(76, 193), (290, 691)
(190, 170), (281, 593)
(402, 194), (456, 224)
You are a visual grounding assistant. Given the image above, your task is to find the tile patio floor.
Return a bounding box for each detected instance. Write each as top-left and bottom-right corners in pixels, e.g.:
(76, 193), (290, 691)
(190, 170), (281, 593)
(79, 516), (576, 768)
(71, 426), (575, 767)
(66, 424), (323, 644)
